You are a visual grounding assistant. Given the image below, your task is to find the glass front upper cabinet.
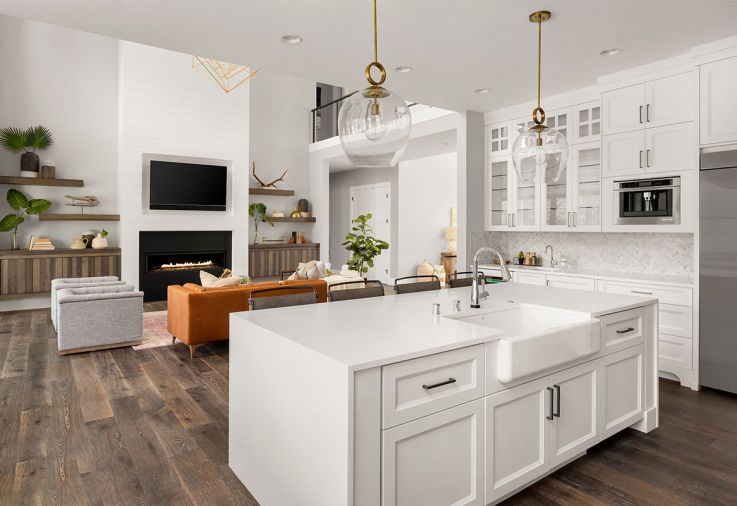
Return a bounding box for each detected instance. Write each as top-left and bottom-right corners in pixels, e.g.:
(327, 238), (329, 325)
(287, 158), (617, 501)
(573, 101), (602, 144)
(488, 156), (512, 229)
(572, 143), (601, 230)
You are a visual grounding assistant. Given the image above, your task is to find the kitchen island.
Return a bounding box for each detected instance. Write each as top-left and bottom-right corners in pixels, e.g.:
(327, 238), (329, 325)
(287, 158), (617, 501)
(229, 283), (658, 506)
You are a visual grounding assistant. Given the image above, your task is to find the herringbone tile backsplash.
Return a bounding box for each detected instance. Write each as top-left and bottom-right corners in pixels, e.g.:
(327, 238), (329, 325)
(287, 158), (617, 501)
(469, 231), (694, 277)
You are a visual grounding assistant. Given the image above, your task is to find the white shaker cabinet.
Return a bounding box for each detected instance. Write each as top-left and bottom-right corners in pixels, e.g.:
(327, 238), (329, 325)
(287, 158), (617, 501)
(572, 101), (601, 144)
(602, 345), (645, 438)
(645, 72), (695, 128)
(602, 85), (646, 135)
(549, 361), (600, 467)
(382, 399), (485, 506)
(645, 122), (696, 174)
(545, 274), (596, 291)
(485, 377), (551, 503)
(700, 56), (737, 145)
(602, 130), (645, 177)
(513, 271), (547, 285)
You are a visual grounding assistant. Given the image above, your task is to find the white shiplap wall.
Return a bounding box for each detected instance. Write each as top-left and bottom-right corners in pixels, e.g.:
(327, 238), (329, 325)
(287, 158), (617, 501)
(118, 41), (250, 287)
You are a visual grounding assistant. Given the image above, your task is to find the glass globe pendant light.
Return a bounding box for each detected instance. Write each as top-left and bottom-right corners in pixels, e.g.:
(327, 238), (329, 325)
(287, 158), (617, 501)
(511, 11), (568, 185)
(338, 0), (412, 167)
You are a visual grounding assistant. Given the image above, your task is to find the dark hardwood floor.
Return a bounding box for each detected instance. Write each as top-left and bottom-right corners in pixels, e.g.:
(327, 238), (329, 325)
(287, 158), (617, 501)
(1, 305), (737, 505)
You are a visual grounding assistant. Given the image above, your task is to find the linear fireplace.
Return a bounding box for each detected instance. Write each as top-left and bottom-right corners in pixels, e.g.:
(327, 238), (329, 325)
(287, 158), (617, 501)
(139, 231), (232, 301)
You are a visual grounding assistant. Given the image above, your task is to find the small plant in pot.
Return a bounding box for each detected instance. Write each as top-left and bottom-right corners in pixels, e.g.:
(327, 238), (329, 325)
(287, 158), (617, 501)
(0, 189), (52, 250)
(249, 203), (273, 244)
(342, 213), (389, 277)
(0, 126), (54, 177)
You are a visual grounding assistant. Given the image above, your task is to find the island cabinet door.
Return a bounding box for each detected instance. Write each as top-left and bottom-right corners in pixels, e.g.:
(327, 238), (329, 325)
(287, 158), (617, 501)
(485, 376), (551, 504)
(381, 399), (484, 506)
(601, 344), (645, 438)
(549, 361), (600, 467)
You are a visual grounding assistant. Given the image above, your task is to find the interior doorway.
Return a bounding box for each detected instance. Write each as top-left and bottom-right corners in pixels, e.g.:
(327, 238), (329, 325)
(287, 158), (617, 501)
(350, 182), (392, 284)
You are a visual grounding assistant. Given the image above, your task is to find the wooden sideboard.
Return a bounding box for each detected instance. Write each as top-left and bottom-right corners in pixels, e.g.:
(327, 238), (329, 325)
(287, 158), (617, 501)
(0, 248), (121, 295)
(249, 243), (320, 278)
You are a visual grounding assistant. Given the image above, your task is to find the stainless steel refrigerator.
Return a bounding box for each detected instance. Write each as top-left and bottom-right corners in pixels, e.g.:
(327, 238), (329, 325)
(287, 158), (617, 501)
(700, 148), (737, 394)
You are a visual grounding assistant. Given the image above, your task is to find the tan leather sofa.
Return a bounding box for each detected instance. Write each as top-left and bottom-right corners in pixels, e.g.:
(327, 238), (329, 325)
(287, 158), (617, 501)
(167, 279), (328, 357)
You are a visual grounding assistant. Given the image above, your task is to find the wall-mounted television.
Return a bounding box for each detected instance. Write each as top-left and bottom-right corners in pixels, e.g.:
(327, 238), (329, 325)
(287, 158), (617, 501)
(149, 160), (227, 211)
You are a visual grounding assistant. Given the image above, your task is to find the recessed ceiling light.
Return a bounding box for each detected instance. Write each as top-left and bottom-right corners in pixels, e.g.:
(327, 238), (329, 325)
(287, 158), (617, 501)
(394, 66), (412, 73)
(280, 35), (303, 45)
(474, 88), (490, 95)
(599, 48), (621, 56)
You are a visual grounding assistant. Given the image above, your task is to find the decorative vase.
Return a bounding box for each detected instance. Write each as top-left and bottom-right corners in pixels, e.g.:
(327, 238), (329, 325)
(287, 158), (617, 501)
(91, 234), (108, 249)
(20, 152), (40, 178)
(10, 231), (19, 250)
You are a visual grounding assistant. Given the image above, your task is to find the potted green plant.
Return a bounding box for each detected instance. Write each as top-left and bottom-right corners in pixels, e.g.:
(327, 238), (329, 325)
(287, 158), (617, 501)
(0, 189), (52, 250)
(342, 213), (389, 277)
(249, 202), (273, 244)
(0, 125), (54, 177)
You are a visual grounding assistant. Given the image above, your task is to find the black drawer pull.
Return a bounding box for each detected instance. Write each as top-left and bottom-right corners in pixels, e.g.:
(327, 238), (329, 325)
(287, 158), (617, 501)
(546, 387), (555, 420)
(616, 327), (635, 334)
(422, 378), (457, 390)
(631, 290), (653, 295)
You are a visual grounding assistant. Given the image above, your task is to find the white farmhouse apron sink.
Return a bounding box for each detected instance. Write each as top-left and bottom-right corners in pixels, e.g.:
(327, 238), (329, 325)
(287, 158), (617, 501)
(448, 304), (601, 383)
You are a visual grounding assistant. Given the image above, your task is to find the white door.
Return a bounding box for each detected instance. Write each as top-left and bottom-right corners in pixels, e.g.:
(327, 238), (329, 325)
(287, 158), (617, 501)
(382, 399), (484, 506)
(602, 344), (645, 438)
(645, 72), (695, 128)
(645, 122), (696, 174)
(550, 361), (600, 467)
(602, 130), (645, 178)
(700, 56), (737, 145)
(350, 183), (391, 283)
(485, 376), (551, 503)
(602, 84), (645, 135)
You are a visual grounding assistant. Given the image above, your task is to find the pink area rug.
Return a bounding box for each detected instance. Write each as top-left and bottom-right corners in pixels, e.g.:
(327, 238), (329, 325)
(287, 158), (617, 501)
(134, 310), (173, 350)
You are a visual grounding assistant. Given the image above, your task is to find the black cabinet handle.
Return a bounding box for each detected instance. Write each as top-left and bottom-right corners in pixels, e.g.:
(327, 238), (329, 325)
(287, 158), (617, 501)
(639, 105), (644, 124)
(422, 378), (456, 390)
(546, 387), (555, 420)
(616, 327), (635, 334)
(646, 104), (651, 122)
(554, 384), (561, 417)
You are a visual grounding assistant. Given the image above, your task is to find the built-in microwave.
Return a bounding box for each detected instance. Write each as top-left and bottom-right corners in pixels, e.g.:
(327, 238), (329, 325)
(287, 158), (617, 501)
(613, 176), (681, 225)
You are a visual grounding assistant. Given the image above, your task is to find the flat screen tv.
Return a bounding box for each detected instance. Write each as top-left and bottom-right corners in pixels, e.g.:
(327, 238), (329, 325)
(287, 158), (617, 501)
(149, 160), (227, 211)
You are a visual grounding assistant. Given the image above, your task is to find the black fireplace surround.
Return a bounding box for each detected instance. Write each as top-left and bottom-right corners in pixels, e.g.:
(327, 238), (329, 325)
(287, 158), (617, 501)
(139, 231), (232, 301)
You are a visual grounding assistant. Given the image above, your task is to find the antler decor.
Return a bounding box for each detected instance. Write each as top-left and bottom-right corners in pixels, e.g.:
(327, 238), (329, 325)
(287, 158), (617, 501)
(252, 162), (288, 189)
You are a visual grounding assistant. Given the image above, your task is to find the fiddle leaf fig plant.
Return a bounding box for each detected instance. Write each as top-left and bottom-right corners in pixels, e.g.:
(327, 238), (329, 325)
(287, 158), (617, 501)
(342, 213), (389, 276)
(0, 189), (52, 249)
(249, 202), (273, 244)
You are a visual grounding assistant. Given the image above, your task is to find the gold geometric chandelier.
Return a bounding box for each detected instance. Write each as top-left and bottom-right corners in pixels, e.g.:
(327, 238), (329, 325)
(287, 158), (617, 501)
(192, 56), (258, 93)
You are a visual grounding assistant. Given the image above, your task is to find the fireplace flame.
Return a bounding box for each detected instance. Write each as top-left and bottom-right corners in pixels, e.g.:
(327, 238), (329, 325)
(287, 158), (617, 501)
(159, 260), (214, 271)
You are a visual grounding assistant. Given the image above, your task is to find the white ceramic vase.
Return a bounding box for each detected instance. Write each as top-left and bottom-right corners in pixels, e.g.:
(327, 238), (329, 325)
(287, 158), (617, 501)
(91, 234), (108, 249)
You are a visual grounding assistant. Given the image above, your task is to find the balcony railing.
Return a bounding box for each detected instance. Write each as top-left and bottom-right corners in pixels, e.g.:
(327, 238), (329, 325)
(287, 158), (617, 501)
(311, 93), (418, 143)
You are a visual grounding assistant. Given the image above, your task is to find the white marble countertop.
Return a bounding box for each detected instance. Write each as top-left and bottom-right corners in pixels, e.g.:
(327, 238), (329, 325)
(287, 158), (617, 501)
(478, 263), (694, 287)
(231, 284), (656, 371)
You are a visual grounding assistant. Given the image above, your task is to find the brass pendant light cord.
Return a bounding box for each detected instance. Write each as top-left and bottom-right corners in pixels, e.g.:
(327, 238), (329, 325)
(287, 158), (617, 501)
(537, 16), (542, 111)
(373, 0), (378, 63)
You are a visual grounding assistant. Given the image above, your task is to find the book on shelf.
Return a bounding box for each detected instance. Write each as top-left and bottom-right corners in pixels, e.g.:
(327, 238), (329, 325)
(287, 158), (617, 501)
(29, 236), (56, 250)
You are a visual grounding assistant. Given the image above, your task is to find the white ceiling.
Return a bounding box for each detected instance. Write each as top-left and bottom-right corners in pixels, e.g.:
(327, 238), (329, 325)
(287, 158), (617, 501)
(1, 1), (736, 112)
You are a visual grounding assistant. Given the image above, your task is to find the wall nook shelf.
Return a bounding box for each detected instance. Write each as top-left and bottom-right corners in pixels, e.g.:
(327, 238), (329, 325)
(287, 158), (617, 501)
(249, 188), (295, 196)
(269, 216), (316, 223)
(40, 214), (120, 222)
(0, 176), (84, 187)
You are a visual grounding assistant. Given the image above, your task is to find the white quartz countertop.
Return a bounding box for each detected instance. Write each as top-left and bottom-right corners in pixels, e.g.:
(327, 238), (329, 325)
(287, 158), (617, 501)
(478, 264), (694, 287)
(231, 283), (656, 371)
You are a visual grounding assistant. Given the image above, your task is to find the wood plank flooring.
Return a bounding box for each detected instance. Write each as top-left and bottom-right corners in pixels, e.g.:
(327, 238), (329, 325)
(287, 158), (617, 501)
(1, 306), (737, 505)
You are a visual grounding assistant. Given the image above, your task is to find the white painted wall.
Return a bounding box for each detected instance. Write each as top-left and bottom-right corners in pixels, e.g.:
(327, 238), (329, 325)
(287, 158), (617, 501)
(118, 41), (250, 287)
(398, 152), (457, 277)
(0, 16), (119, 250)
(248, 71), (315, 244)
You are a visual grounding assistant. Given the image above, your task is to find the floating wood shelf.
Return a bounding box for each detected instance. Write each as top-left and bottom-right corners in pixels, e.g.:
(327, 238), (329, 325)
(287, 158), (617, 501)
(249, 188), (295, 196)
(269, 216), (316, 223)
(0, 175), (84, 187)
(249, 242), (319, 249)
(39, 214), (120, 222)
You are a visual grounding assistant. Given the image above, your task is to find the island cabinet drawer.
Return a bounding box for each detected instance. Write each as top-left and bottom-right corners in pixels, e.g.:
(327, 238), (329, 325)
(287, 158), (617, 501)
(600, 307), (646, 355)
(381, 345), (485, 429)
(596, 280), (692, 307)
